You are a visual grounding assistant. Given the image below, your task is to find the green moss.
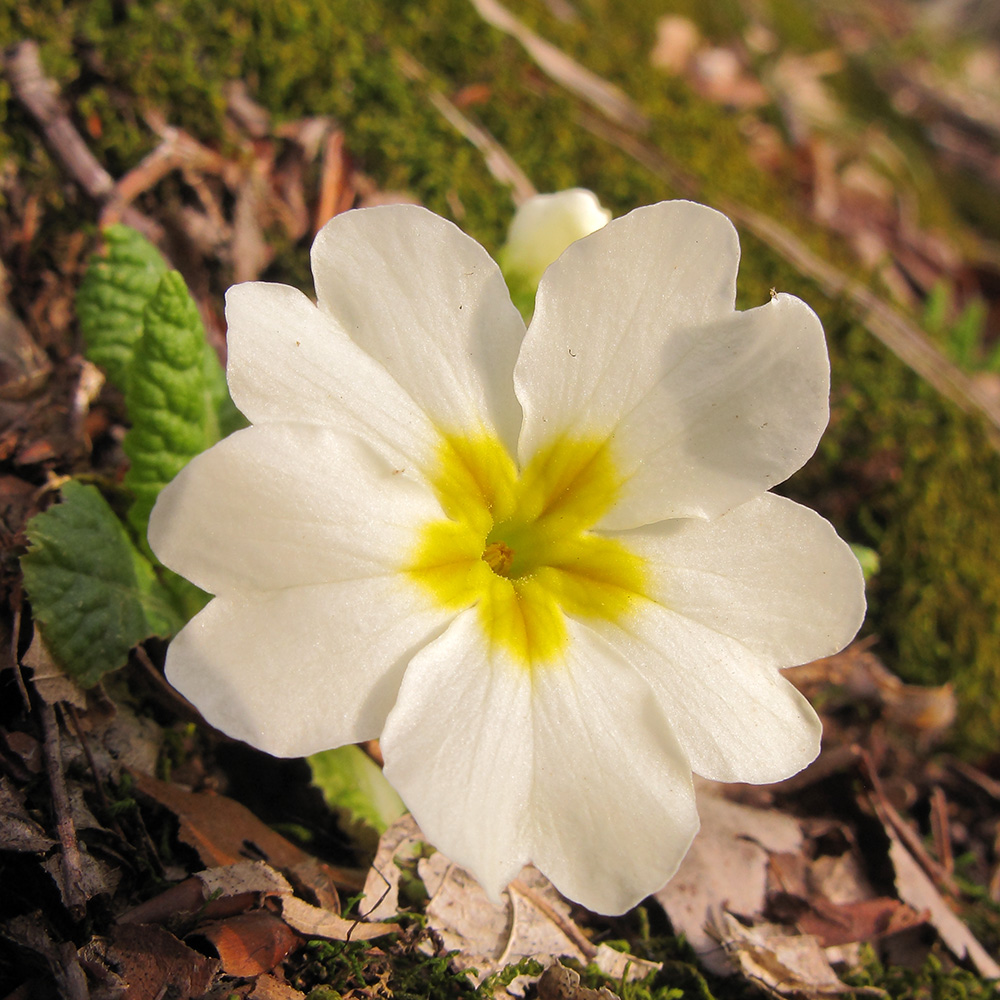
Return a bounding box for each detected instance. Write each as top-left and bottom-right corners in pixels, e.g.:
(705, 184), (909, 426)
(292, 935), (482, 999)
(845, 946), (998, 1000)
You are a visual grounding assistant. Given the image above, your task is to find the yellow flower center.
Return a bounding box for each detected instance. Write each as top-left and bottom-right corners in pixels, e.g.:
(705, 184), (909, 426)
(407, 431), (648, 669)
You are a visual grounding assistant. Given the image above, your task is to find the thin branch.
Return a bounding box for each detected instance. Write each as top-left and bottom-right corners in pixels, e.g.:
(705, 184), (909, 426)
(3, 40), (159, 240)
(394, 49), (537, 205)
(857, 747), (961, 898)
(3, 41), (114, 200)
(9, 596), (31, 713)
(468, 0), (648, 132)
(38, 698), (87, 920)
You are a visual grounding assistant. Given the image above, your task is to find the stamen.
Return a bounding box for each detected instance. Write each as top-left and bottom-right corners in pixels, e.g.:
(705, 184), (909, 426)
(482, 541), (514, 577)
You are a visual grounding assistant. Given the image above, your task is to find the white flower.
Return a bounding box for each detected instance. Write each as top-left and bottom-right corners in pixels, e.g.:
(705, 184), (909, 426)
(498, 188), (612, 293)
(148, 200), (865, 916)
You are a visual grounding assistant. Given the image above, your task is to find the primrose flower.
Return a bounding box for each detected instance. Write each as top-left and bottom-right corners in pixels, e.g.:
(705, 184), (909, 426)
(498, 188), (612, 296)
(148, 200), (865, 916)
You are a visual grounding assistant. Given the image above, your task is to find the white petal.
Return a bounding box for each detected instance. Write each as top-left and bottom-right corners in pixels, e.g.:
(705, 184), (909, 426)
(515, 201), (739, 462)
(148, 424), (442, 596)
(591, 611), (824, 785)
(601, 294), (830, 527)
(625, 493), (866, 665)
(527, 620), (699, 915)
(382, 612), (699, 915)
(166, 583), (451, 757)
(381, 609), (534, 899)
(312, 205), (526, 451)
(499, 189), (611, 288)
(225, 281), (434, 465)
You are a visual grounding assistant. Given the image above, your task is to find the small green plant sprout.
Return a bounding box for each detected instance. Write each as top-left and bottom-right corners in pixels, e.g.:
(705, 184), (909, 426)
(147, 200), (866, 914)
(21, 226), (237, 686)
(923, 279), (994, 372)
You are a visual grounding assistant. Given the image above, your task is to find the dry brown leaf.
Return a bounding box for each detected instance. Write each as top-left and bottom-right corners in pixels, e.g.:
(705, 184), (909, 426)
(360, 812), (425, 921)
(766, 848), (927, 947)
(280, 895), (398, 941)
(362, 815), (651, 989)
(787, 645), (957, 741)
(191, 910), (300, 977)
(0, 775), (55, 852)
(420, 854), (591, 982)
(131, 770), (313, 866)
(105, 923), (219, 1000)
(592, 943), (661, 983)
(197, 857), (293, 899)
(711, 913), (849, 998)
(537, 960), (616, 1000)
(42, 845), (120, 906)
(195, 859), (394, 943)
(21, 635), (86, 710)
(122, 858), (391, 946)
(794, 895), (928, 948)
(654, 783), (803, 973)
(0, 296), (51, 401)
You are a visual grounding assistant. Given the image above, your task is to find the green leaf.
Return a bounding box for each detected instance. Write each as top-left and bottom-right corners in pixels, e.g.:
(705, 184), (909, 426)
(77, 225), (169, 391)
(123, 271), (217, 546)
(20, 481), (183, 687)
(77, 224), (240, 438)
(309, 745), (406, 849)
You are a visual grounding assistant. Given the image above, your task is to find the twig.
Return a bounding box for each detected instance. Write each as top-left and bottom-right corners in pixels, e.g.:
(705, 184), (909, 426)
(494, 884), (520, 968)
(468, 0), (648, 132)
(64, 703), (129, 846)
(102, 123), (227, 226)
(133, 643), (202, 719)
(949, 756), (1000, 801)
(3, 41), (113, 200)
(857, 747), (961, 898)
(929, 786), (954, 875)
(9, 594), (31, 713)
(315, 130), (353, 233)
(394, 49), (537, 205)
(38, 698), (87, 920)
(3, 40), (159, 241)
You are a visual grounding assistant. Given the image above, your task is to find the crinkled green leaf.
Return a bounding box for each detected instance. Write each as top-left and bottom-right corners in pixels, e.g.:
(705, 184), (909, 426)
(123, 270), (217, 545)
(21, 481), (183, 687)
(309, 746), (406, 849)
(77, 225), (169, 391)
(77, 225), (239, 436)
